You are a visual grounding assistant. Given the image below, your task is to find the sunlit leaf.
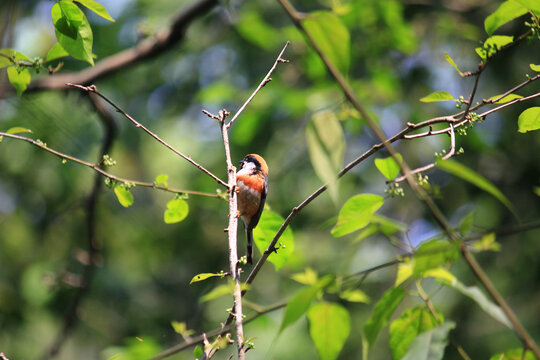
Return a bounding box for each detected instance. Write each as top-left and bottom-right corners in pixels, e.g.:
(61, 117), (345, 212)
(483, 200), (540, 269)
(423, 267), (456, 283)
(530, 64), (540, 72)
(302, 11), (350, 76)
(401, 322), (455, 360)
(489, 348), (537, 360)
(339, 289), (370, 303)
(471, 232), (501, 252)
(488, 93), (523, 104)
(420, 91), (455, 103)
(74, 0), (115, 22)
(436, 159), (517, 217)
(395, 260), (413, 287)
(390, 307), (440, 360)
(253, 208), (295, 270)
(164, 198), (189, 224)
(484, 0), (528, 35)
(444, 53), (463, 76)
(363, 286), (405, 347)
(45, 42), (69, 62)
(7, 66), (31, 97)
(114, 185), (134, 208)
(170, 321), (194, 337)
(279, 276), (333, 332)
(51, 2), (94, 65)
(308, 302), (351, 360)
(291, 267), (318, 285)
(518, 107), (540, 133)
(6, 127), (33, 135)
(374, 154), (402, 180)
(414, 240), (459, 277)
(190, 272), (225, 284)
(305, 110), (345, 202)
(331, 194), (384, 237)
(155, 174), (169, 188)
(0, 48), (15, 68)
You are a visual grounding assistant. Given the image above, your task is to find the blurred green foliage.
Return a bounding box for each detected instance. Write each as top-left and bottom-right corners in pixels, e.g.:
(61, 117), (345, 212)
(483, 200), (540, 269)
(0, 0), (539, 359)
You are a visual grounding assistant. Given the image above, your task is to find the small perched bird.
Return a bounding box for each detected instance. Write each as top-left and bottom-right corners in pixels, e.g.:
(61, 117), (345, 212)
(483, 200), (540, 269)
(236, 154), (268, 264)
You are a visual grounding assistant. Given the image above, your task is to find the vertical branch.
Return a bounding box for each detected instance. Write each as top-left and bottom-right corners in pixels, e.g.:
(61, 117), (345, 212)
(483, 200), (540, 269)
(218, 109), (246, 359)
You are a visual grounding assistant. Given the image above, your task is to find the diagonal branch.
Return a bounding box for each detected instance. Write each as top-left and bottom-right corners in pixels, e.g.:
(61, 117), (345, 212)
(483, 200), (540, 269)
(66, 83), (228, 188)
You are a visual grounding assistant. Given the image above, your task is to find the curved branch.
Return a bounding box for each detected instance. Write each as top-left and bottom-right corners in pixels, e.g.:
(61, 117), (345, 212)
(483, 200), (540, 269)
(0, 0), (219, 98)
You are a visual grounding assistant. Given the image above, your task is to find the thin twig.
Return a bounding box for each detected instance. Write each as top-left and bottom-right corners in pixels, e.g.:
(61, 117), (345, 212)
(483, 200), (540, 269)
(479, 92), (540, 118)
(66, 83), (228, 188)
(0, 132), (218, 197)
(226, 42), (290, 128)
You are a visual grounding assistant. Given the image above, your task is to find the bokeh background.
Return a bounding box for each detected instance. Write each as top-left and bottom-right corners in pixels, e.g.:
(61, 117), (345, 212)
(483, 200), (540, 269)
(0, 0), (539, 359)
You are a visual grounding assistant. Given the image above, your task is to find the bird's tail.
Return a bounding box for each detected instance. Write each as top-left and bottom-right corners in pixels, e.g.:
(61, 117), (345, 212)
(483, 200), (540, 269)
(246, 228), (254, 265)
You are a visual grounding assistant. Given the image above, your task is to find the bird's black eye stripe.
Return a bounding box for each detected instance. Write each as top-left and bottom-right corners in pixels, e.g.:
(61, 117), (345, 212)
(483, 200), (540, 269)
(245, 155), (260, 168)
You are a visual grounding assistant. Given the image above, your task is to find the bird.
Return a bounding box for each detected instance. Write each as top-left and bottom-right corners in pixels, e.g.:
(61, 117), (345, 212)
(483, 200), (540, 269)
(236, 154), (268, 265)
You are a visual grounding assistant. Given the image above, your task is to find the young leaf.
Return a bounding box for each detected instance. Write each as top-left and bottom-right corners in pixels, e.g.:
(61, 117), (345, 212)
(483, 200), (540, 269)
(305, 110), (345, 202)
(444, 53), (463, 76)
(488, 93), (523, 104)
(441, 279), (512, 328)
(395, 260), (413, 287)
(530, 64), (540, 72)
(163, 198), (189, 224)
(6, 66), (31, 97)
(374, 154), (403, 180)
(458, 210), (475, 235)
(74, 0), (115, 22)
(371, 214), (409, 235)
(489, 348), (537, 360)
(414, 240), (459, 277)
(114, 185), (134, 208)
(291, 267), (318, 285)
(193, 345), (203, 359)
(6, 127), (33, 135)
(389, 307), (440, 360)
(339, 289), (370, 303)
(363, 286), (405, 347)
(436, 159), (517, 217)
(484, 1), (528, 35)
(518, 107), (540, 133)
(200, 284), (232, 303)
(401, 322), (455, 360)
(45, 42), (69, 62)
(0, 48), (15, 68)
(420, 91), (455, 103)
(423, 267), (457, 283)
(51, 2), (94, 65)
(279, 276), (333, 332)
(471, 232), (501, 252)
(302, 11), (350, 76)
(190, 272), (225, 284)
(307, 302), (351, 360)
(155, 174), (169, 188)
(253, 208), (295, 271)
(331, 194), (384, 237)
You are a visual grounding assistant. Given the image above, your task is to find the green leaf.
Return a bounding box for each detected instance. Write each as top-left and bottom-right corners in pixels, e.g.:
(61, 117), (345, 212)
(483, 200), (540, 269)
(489, 348), (537, 360)
(291, 267), (318, 285)
(235, 11), (279, 50)
(331, 194), (384, 237)
(0, 48), (15, 68)
(414, 240), (459, 277)
(530, 64), (540, 72)
(534, 186), (540, 197)
(302, 11), (350, 76)
(307, 302), (351, 360)
(154, 174), (169, 188)
(375, 154), (402, 180)
(114, 185), (134, 208)
(163, 198), (189, 224)
(471, 232), (501, 252)
(423, 267), (457, 283)
(6, 127), (32, 135)
(372, 214), (408, 235)
(363, 286), (405, 347)
(484, 0), (528, 35)
(444, 53), (463, 76)
(401, 322), (455, 360)
(193, 345), (203, 359)
(45, 42), (69, 62)
(485, 35), (514, 50)
(170, 321), (194, 337)
(279, 276), (333, 332)
(420, 91), (455, 103)
(441, 279), (512, 328)
(488, 93), (523, 104)
(305, 110), (345, 202)
(458, 210), (475, 235)
(389, 307), (440, 360)
(253, 208), (295, 271)
(339, 289), (370, 303)
(518, 107), (540, 133)
(436, 159), (517, 217)
(51, 2), (94, 65)
(190, 272), (225, 284)
(395, 260), (413, 286)
(74, 0), (115, 22)
(7, 66), (31, 97)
